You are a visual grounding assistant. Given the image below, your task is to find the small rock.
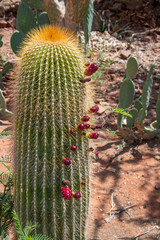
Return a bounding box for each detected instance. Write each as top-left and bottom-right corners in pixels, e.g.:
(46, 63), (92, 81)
(97, 105), (105, 115)
(155, 183), (160, 190)
(7, 17), (16, 28)
(153, 82), (159, 90)
(120, 50), (131, 59)
(0, 19), (7, 28)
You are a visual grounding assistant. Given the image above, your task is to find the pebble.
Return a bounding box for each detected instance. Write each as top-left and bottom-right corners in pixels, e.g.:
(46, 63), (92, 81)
(155, 183), (160, 190)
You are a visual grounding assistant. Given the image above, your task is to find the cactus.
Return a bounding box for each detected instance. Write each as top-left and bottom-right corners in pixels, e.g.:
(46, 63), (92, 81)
(10, 1), (50, 55)
(14, 25), (90, 239)
(137, 64), (154, 125)
(117, 57), (138, 128)
(83, 0), (94, 53)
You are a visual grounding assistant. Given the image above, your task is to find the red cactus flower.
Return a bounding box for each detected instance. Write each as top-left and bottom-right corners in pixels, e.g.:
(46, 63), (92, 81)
(77, 123), (85, 130)
(73, 192), (81, 199)
(87, 132), (99, 139)
(82, 132), (86, 136)
(89, 105), (99, 113)
(81, 181), (86, 185)
(62, 158), (71, 166)
(70, 145), (77, 151)
(61, 186), (72, 200)
(81, 115), (90, 122)
(70, 129), (75, 135)
(84, 123), (90, 129)
(84, 63), (99, 76)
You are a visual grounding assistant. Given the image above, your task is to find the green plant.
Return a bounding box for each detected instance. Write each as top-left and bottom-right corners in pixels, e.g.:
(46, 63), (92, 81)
(0, 163), (14, 238)
(10, 1), (50, 55)
(118, 56), (159, 142)
(14, 25), (94, 239)
(12, 211), (53, 240)
(0, 89), (13, 120)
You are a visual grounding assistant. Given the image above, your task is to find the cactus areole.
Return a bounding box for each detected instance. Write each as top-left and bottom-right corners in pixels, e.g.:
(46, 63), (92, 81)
(14, 25), (90, 239)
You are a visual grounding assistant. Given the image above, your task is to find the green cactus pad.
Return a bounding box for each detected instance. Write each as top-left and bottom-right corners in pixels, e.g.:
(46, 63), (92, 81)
(135, 97), (142, 112)
(126, 108), (138, 129)
(10, 31), (24, 55)
(126, 57), (138, 79)
(24, 0), (45, 10)
(14, 25), (90, 239)
(119, 78), (135, 109)
(17, 1), (36, 34)
(38, 12), (50, 27)
(137, 108), (147, 124)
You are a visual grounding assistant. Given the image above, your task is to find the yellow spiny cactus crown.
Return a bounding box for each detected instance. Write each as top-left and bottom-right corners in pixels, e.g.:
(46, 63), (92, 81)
(18, 25), (82, 57)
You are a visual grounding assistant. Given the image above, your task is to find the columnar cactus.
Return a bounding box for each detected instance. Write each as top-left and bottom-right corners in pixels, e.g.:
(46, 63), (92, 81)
(14, 25), (90, 239)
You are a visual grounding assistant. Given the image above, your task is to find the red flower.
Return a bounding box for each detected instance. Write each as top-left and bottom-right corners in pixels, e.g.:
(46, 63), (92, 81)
(81, 115), (90, 122)
(89, 105), (99, 113)
(94, 151), (99, 156)
(61, 186), (72, 200)
(84, 63), (99, 76)
(73, 192), (81, 199)
(62, 158), (71, 166)
(70, 145), (77, 151)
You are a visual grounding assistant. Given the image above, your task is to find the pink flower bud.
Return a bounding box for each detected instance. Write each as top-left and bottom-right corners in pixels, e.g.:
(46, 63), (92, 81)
(84, 123), (90, 129)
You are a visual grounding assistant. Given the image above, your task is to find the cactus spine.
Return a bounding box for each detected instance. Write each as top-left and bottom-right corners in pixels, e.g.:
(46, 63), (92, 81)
(14, 25), (90, 239)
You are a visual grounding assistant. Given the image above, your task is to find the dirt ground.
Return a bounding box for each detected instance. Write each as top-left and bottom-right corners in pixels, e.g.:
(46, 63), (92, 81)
(0, 1), (160, 239)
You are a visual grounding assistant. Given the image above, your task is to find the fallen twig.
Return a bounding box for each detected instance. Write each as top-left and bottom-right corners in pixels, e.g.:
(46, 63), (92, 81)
(117, 225), (160, 239)
(105, 194), (136, 223)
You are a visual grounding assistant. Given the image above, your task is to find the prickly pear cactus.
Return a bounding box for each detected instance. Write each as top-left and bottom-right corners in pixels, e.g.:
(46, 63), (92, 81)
(14, 25), (90, 239)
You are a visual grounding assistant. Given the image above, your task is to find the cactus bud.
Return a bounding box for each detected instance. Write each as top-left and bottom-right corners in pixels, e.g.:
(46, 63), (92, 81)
(62, 180), (70, 186)
(70, 145), (77, 151)
(62, 158), (71, 166)
(89, 147), (94, 151)
(73, 192), (81, 199)
(84, 123), (90, 129)
(70, 129), (75, 135)
(89, 105), (99, 113)
(80, 77), (91, 83)
(81, 181), (86, 185)
(84, 63), (99, 76)
(84, 61), (90, 67)
(77, 123), (85, 130)
(87, 132), (99, 139)
(81, 115), (90, 122)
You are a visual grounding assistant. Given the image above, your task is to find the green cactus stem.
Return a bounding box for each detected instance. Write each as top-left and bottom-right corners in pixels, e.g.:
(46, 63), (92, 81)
(14, 25), (90, 239)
